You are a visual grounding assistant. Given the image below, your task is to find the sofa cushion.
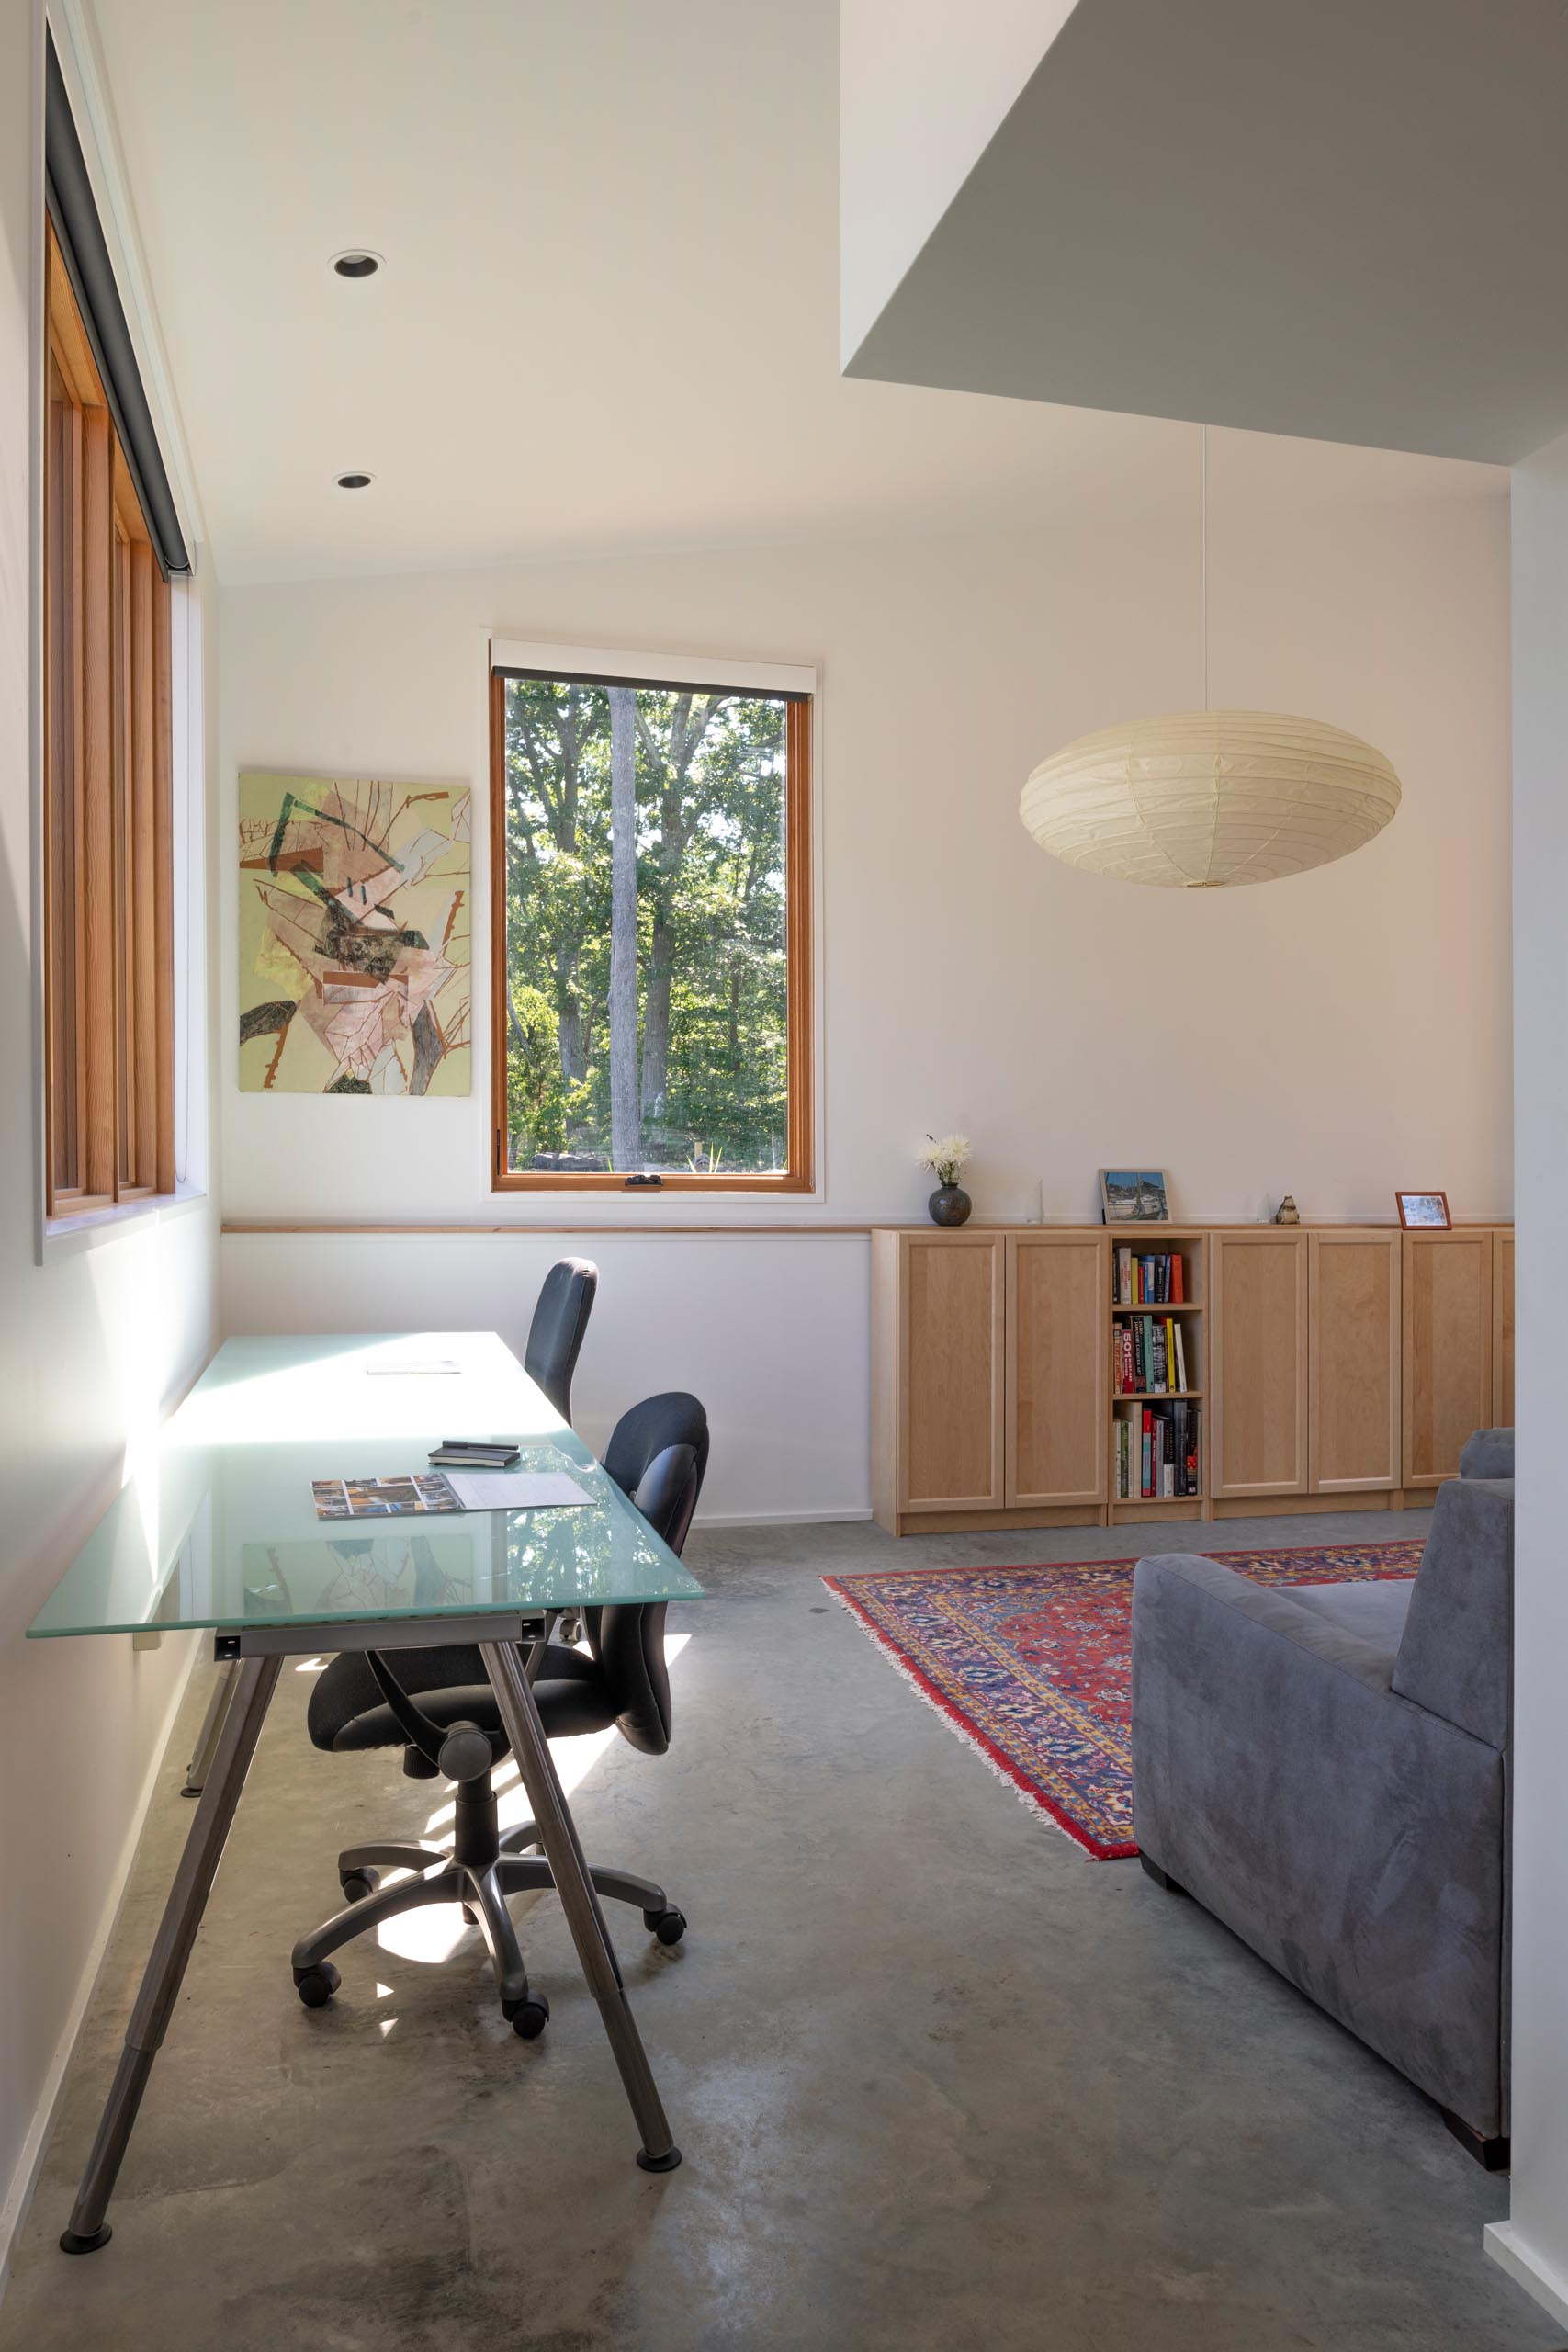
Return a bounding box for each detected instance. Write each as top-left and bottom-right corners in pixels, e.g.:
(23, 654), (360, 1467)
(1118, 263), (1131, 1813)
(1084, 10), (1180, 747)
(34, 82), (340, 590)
(1287, 1577), (1414, 1677)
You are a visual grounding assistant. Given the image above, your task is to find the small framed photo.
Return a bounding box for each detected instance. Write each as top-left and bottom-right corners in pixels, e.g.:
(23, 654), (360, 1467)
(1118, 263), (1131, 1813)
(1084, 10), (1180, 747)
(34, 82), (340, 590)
(1100, 1169), (1170, 1224)
(1395, 1190), (1451, 1230)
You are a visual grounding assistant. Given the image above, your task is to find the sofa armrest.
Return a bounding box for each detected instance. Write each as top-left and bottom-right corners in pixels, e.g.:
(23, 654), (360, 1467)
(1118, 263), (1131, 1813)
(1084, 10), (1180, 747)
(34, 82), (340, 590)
(1131, 1551), (1507, 2137)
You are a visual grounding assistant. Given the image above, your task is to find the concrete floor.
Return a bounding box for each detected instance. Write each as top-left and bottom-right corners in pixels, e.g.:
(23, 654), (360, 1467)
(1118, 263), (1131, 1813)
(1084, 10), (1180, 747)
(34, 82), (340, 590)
(2, 1509), (1559, 2352)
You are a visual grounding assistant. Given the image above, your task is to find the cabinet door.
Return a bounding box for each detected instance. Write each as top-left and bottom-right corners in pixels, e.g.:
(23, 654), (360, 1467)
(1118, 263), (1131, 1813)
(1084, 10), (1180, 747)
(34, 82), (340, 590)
(1309, 1231), (1401, 1491)
(1493, 1231), (1514, 1428)
(1212, 1230), (1308, 1496)
(1403, 1230), (1493, 1487)
(899, 1234), (1005, 1511)
(1006, 1234), (1109, 1507)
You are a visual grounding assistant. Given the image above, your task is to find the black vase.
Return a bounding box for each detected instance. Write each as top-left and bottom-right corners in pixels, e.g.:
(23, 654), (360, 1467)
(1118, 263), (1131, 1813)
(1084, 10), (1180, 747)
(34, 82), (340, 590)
(929, 1182), (972, 1227)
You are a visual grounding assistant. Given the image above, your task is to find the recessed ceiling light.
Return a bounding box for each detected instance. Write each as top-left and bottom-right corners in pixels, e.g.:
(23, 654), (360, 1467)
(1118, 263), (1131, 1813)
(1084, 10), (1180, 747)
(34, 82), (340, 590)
(330, 250), (382, 279)
(335, 471), (375, 491)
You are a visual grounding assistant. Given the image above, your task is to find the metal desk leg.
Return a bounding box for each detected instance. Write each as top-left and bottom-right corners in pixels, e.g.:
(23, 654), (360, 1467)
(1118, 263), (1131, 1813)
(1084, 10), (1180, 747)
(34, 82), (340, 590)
(479, 1639), (680, 2173)
(181, 1657), (239, 1797)
(61, 1652), (283, 2253)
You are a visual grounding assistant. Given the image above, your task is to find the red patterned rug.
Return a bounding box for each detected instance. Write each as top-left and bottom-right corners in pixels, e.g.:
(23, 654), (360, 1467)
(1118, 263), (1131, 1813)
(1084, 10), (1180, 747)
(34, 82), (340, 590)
(823, 1543), (1423, 1860)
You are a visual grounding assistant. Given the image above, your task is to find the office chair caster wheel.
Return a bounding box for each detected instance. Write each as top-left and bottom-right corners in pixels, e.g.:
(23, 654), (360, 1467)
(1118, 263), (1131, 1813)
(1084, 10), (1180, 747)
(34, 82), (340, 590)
(645, 1906), (686, 1946)
(340, 1868), (379, 1903)
(504, 1991), (549, 2040)
(294, 1962), (341, 2008)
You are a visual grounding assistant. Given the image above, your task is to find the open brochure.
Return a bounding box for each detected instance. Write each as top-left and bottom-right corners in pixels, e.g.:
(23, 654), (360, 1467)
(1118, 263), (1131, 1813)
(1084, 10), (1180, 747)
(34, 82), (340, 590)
(312, 1470), (591, 1521)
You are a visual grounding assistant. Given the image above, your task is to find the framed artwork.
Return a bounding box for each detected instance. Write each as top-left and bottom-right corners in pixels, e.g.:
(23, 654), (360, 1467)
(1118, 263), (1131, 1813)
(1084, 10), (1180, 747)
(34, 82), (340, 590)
(238, 771), (471, 1095)
(1395, 1190), (1451, 1229)
(1100, 1169), (1170, 1223)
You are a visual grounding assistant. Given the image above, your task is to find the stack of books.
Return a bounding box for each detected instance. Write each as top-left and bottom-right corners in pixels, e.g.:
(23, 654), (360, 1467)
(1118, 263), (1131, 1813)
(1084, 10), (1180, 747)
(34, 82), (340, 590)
(1114, 1315), (1190, 1395)
(1116, 1402), (1201, 1499)
(1113, 1249), (1186, 1306)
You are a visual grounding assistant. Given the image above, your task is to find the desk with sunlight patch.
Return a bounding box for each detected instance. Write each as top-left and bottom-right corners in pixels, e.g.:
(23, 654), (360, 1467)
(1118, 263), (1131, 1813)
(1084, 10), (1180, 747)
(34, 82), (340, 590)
(27, 1331), (705, 2251)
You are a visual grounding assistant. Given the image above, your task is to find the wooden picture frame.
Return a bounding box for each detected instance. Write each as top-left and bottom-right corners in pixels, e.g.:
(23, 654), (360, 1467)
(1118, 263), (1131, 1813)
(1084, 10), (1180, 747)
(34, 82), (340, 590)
(1395, 1190), (1451, 1230)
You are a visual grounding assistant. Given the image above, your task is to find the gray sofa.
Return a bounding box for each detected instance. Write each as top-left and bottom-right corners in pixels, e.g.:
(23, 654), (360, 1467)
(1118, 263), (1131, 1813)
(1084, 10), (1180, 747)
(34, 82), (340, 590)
(1131, 1446), (1514, 2162)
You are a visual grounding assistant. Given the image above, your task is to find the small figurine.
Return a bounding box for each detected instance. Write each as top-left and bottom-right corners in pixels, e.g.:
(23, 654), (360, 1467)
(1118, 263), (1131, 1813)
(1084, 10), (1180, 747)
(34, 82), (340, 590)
(1274, 1194), (1301, 1226)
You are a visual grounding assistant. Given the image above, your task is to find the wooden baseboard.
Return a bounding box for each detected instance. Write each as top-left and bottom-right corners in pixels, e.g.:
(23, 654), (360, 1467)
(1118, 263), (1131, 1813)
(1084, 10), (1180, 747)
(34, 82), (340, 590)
(876, 1484), (1448, 1538)
(1109, 1497), (1205, 1525)
(1211, 1489), (1408, 1519)
(885, 1502), (1108, 1535)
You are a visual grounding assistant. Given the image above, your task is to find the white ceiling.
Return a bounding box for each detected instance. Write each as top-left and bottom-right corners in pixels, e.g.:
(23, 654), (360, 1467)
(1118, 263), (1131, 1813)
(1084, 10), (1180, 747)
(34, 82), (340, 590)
(91, 0), (1501, 585)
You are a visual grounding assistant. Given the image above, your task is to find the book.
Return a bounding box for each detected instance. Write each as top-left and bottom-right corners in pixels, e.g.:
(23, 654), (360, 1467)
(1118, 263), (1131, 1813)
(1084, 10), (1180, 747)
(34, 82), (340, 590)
(428, 1441), (522, 1467)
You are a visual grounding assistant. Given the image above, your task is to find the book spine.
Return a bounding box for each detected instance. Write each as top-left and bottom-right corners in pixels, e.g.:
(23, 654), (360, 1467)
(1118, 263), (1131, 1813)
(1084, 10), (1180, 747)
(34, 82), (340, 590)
(1142, 1408), (1153, 1498)
(1171, 1252), (1185, 1305)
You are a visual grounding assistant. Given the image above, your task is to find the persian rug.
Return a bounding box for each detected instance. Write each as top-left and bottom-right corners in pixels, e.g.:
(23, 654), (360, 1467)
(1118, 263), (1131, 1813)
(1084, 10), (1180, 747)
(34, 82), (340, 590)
(822, 1543), (1424, 1860)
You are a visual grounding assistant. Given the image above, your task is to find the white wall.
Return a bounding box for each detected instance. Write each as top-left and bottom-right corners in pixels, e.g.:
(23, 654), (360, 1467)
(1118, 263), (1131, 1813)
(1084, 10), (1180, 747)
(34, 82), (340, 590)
(219, 432), (1511, 1517)
(0, 0), (220, 2268)
(1483, 435), (1568, 2330)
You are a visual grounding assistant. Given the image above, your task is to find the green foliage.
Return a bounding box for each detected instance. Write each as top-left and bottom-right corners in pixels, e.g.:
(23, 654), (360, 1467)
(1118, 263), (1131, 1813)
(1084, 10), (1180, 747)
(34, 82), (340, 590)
(501, 678), (789, 1173)
(504, 982), (567, 1159)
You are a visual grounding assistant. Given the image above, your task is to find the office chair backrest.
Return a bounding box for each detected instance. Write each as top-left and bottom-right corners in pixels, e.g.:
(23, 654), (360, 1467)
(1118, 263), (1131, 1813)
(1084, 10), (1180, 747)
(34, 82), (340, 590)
(525, 1257), (598, 1423)
(589, 1392), (708, 1757)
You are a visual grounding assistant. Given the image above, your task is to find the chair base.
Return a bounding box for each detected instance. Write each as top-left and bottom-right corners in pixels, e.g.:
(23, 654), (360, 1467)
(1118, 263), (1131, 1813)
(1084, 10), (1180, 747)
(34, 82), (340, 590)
(291, 1805), (684, 2032)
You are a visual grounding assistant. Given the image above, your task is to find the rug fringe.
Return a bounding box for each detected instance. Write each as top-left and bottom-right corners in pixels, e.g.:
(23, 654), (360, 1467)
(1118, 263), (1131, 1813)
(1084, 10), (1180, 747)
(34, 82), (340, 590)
(821, 1577), (1136, 1860)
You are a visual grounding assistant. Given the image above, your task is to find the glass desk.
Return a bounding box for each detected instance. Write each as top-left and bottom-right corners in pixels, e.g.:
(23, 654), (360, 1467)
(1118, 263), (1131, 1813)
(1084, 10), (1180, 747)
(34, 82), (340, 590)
(28, 1333), (705, 2248)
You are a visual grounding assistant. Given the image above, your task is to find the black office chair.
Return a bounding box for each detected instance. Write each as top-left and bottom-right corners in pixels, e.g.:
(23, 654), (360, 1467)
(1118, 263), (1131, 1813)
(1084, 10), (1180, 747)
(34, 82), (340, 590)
(525, 1257), (598, 1423)
(289, 1393), (708, 2038)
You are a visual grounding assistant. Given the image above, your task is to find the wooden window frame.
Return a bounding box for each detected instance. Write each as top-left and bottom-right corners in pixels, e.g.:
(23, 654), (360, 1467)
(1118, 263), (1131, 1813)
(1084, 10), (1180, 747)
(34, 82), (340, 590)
(44, 221), (175, 1220)
(489, 665), (815, 1194)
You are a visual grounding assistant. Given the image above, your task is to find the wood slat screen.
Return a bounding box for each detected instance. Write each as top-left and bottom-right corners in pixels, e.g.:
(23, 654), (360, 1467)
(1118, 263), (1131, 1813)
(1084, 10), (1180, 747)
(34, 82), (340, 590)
(44, 223), (174, 1216)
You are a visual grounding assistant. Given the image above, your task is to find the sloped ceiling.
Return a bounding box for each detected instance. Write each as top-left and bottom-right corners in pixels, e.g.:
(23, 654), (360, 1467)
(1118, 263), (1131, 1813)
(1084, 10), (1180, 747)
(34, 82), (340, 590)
(844, 0), (1568, 465)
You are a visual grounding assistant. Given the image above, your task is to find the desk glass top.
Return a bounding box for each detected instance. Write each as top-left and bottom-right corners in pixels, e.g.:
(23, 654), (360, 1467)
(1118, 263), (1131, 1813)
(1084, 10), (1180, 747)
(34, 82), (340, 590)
(28, 1333), (705, 1639)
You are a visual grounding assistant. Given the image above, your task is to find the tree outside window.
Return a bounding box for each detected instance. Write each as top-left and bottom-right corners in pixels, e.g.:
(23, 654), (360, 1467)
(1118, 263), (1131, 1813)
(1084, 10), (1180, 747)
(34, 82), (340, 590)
(491, 667), (812, 1190)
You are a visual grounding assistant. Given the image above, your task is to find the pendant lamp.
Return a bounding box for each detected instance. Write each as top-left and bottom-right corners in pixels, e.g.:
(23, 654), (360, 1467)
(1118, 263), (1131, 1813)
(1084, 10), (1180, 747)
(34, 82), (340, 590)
(1021, 433), (1401, 889)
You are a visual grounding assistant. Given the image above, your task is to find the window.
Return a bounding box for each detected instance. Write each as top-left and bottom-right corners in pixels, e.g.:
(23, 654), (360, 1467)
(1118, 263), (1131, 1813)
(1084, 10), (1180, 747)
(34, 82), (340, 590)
(489, 650), (814, 1193)
(43, 223), (175, 1215)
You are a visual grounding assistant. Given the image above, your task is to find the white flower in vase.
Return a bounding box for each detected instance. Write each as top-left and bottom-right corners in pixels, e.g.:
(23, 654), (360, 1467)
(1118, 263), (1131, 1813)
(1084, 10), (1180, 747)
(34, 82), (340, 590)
(918, 1134), (974, 1225)
(917, 1133), (972, 1186)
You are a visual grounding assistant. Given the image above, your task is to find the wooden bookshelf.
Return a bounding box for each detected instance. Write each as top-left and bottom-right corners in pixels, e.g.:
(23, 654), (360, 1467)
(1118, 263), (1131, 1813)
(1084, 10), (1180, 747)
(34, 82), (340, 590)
(1108, 1230), (1208, 1521)
(870, 1222), (1513, 1537)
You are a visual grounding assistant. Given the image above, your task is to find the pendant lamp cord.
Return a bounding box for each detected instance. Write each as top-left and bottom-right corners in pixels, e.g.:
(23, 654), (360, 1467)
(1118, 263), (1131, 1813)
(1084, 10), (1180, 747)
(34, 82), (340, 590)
(1201, 423), (1209, 712)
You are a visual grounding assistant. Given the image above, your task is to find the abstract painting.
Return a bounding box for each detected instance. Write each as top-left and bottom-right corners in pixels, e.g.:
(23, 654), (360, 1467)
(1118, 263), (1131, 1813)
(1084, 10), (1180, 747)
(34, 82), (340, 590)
(238, 772), (471, 1094)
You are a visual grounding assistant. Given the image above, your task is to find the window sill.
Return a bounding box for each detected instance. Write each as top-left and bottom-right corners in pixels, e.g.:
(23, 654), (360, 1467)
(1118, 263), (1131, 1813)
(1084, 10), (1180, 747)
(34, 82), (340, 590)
(41, 1181), (209, 1263)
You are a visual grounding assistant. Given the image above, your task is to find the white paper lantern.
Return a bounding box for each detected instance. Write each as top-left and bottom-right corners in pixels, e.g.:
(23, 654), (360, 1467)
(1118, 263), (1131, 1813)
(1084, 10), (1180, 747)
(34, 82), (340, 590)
(1020, 709), (1401, 888)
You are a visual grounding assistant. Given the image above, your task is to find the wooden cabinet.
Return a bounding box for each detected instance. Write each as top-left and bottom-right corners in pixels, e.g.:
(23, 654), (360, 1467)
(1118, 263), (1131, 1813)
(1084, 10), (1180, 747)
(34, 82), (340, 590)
(1211, 1231), (1308, 1497)
(871, 1221), (1513, 1536)
(872, 1231), (1004, 1525)
(1403, 1229), (1494, 1489)
(1006, 1233), (1108, 1508)
(1493, 1229), (1514, 1427)
(1308, 1230), (1402, 1492)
